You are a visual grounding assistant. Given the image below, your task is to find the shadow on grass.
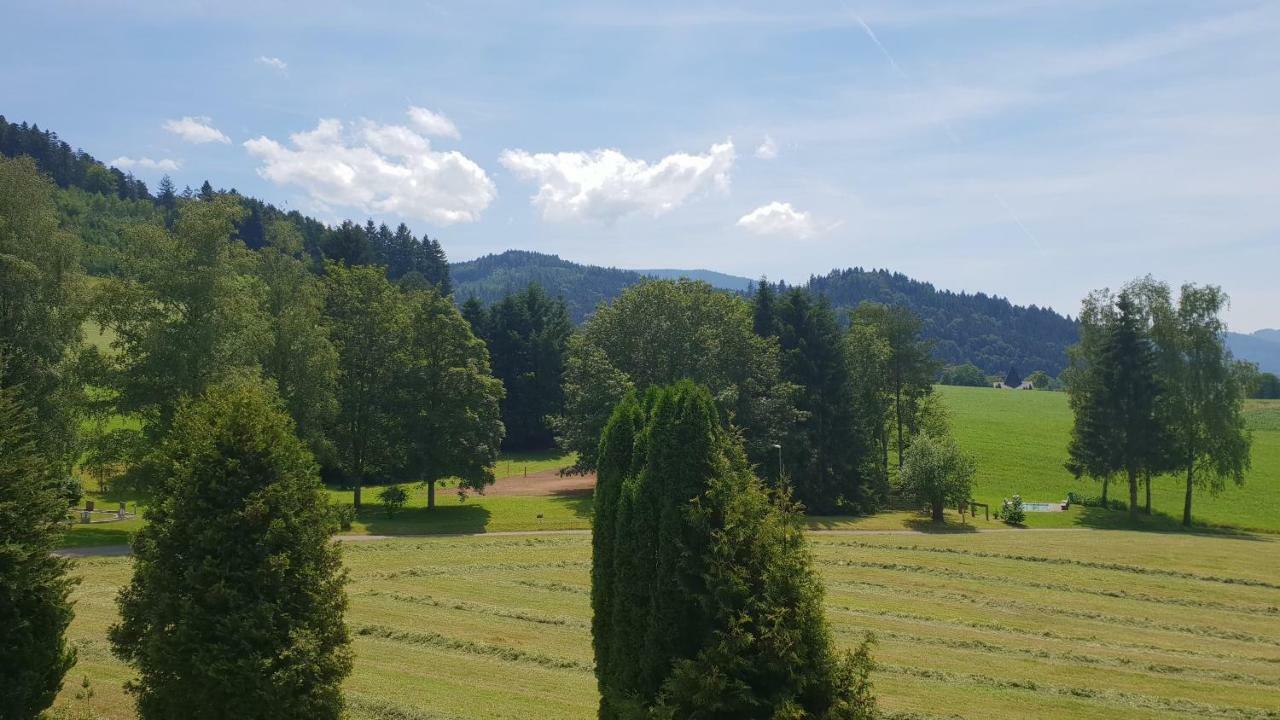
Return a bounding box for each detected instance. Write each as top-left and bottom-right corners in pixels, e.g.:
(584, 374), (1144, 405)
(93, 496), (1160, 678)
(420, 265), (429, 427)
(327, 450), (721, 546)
(903, 515), (980, 533)
(1070, 505), (1270, 540)
(548, 488), (594, 520)
(358, 504), (492, 536)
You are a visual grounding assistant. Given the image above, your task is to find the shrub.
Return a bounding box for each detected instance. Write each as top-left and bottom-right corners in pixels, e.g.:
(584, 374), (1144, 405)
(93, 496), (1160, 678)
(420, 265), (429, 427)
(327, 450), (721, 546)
(332, 504), (356, 531)
(59, 475), (84, 508)
(1001, 495), (1026, 525)
(378, 485), (408, 516)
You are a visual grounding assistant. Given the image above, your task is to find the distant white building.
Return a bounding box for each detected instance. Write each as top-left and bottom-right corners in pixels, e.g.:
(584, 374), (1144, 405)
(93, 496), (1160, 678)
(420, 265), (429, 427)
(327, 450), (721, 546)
(992, 380), (1034, 390)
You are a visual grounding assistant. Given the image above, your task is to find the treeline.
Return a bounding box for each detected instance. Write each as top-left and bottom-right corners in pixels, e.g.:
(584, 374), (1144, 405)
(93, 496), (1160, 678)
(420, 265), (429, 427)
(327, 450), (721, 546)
(452, 250), (645, 323)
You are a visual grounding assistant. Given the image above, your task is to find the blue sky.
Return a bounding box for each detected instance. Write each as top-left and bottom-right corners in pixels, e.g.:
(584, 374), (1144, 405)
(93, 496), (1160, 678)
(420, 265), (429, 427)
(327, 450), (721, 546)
(3, 1), (1277, 330)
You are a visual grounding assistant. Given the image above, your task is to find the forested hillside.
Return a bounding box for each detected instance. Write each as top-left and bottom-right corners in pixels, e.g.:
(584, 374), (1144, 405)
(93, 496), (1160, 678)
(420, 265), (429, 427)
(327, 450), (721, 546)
(455, 251), (1082, 375)
(0, 115), (452, 285)
(452, 251), (645, 322)
(6, 114), (1081, 376)
(803, 269), (1079, 376)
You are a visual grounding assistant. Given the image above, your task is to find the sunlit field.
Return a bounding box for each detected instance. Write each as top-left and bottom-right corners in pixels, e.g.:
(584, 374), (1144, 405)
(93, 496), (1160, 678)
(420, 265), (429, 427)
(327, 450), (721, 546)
(59, 530), (1280, 720)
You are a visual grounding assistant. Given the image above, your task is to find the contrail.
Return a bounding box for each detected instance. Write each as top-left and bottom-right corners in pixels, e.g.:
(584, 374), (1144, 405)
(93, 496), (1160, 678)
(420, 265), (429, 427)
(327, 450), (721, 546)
(850, 9), (1043, 252)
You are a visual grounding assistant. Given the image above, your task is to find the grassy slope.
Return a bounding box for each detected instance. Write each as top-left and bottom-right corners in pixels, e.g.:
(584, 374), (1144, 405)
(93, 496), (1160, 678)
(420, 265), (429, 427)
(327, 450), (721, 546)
(939, 386), (1280, 533)
(58, 530), (1280, 720)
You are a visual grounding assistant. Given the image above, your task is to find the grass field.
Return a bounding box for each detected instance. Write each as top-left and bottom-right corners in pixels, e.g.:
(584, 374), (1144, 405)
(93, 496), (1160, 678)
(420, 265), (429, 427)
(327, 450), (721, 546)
(940, 386), (1280, 533)
(56, 529), (1280, 720)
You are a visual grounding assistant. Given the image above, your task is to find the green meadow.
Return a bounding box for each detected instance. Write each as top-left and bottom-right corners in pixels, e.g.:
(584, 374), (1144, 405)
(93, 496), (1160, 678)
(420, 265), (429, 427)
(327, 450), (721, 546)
(939, 385), (1280, 533)
(58, 530), (1280, 720)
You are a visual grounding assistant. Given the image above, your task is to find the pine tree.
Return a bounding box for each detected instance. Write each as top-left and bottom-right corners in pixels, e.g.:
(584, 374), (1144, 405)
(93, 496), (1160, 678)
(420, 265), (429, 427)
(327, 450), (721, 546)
(109, 379), (351, 720)
(0, 388), (78, 720)
(1066, 292), (1168, 519)
(198, 180), (215, 200)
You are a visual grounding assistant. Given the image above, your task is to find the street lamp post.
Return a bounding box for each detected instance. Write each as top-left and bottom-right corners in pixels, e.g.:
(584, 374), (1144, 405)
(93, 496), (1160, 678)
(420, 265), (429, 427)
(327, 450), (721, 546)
(771, 443), (783, 479)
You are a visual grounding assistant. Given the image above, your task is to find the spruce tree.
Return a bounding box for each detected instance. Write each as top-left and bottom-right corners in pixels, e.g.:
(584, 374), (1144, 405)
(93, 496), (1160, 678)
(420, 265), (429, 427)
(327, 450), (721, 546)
(0, 388), (77, 720)
(593, 382), (876, 719)
(110, 379), (351, 719)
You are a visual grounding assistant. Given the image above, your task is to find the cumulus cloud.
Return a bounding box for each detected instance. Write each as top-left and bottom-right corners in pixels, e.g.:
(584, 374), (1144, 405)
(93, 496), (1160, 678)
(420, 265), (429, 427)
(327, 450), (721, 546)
(755, 135), (778, 160)
(256, 56), (288, 72)
(163, 116), (231, 144)
(407, 106), (461, 139)
(736, 201), (815, 238)
(110, 156), (180, 172)
(499, 140), (735, 223)
(243, 109), (495, 225)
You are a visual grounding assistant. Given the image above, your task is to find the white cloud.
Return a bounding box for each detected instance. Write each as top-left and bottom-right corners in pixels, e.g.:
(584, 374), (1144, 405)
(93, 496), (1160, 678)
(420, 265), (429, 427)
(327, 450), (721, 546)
(407, 106), (461, 139)
(162, 116), (231, 144)
(736, 201), (815, 238)
(243, 109), (495, 225)
(499, 140), (735, 223)
(256, 56), (288, 72)
(110, 156), (180, 172)
(755, 135), (778, 160)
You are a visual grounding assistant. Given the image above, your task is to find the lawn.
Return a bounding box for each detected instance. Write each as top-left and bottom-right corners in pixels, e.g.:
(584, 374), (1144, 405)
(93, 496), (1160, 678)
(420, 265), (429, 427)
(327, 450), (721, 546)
(939, 386), (1280, 533)
(56, 529), (1280, 720)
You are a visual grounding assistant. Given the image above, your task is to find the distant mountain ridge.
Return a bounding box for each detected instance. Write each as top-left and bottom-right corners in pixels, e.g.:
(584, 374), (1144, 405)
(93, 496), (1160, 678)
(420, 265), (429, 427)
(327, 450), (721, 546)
(1226, 330), (1280, 375)
(454, 250), (1081, 375)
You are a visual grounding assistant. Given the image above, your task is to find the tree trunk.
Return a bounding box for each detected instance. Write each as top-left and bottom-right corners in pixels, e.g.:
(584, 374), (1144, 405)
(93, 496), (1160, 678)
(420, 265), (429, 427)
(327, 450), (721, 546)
(1182, 464), (1194, 527)
(1127, 468), (1139, 520)
(1101, 475), (1108, 504)
(427, 479), (436, 510)
(932, 501), (944, 522)
(1144, 475), (1151, 515)
(354, 482), (362, 510)
(895, 388), (905, 469)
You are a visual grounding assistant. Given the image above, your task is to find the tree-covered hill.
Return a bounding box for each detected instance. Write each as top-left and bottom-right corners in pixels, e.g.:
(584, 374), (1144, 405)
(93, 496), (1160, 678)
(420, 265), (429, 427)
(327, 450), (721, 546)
(454, 251), (1081, 375)
(803, 268), (1079, 376)
(452, 251), (646, 323)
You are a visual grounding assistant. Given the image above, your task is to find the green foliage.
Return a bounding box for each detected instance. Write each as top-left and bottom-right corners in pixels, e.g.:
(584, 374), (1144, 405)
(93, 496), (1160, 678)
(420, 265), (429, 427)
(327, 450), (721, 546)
(377, 485), (408, 516)
(109, 378), (351, 720)
(761, 288), (875, 513)
(95, 197), (267, 438)
(1000, 494), (1026, 525)
(399, 286), (504, 507)
(850, 303), (940, 470)
(466, 283), (572, 451)
(1027, 370), (1051, 390)
(256, 221), (338, 459)
(452, 250), (644, 323)
(593, 382), (876, 719)
(1065, 290), (1169, 518)
(845, 321), (894, 502)
(896, 431), (976, 522)
(1253, 372), (1280, 399)
(323, 263), (410, 507)
(0, 389), (78, 720)
(940, 363), (988, 387)
(332, 503), (356, 531)
(559, 279), (797, 473)
(0, 156), (85, 464)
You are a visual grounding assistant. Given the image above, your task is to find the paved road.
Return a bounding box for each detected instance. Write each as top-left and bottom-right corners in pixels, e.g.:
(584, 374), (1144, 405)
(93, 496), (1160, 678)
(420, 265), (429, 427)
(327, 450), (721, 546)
(55, 526), (1103, 558)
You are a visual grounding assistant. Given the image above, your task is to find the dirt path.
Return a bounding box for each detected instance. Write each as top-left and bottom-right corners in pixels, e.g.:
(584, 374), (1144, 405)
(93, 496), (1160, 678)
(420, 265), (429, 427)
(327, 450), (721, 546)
(482, 468), (595, 496)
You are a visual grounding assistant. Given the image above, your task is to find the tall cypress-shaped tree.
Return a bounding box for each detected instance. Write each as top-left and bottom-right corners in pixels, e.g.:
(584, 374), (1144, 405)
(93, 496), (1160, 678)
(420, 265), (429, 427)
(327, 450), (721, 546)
(110, 379), (351, 720)
(593, 382), (875, 719)
(0, 388), (77, 720)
